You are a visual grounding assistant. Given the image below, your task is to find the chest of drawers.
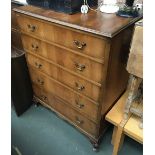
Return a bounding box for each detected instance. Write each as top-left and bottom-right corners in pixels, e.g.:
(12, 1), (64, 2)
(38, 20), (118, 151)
(14, 5), (141, 150)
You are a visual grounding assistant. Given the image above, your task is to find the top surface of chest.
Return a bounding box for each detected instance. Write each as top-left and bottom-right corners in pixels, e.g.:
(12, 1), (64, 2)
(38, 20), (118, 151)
(13, 5), (142, 38)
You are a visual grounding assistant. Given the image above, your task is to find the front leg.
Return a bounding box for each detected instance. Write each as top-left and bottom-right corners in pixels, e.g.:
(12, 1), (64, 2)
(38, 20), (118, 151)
(92, 142), (99, 152)
(89, 140), (100, 152)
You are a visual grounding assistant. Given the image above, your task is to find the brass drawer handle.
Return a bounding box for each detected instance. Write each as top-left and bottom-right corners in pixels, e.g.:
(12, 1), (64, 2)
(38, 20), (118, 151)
(31, 44), (39, 51)
(75, 116), (84, 125)
(37, 79), (44, 85)
(75, 62), (85, 72)
(75, 100), (84, 109)
(27, 24), (37, 32)
(41, 95), (48, 101)
(73, 40), (86, 50)
(75, 82), (85, 91)
(35, 62), (42, 69)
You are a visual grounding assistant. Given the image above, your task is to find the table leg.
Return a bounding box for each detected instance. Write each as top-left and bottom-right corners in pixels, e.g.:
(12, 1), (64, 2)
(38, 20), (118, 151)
(113, 126), (124, 155)
(111, 126), (117, 145)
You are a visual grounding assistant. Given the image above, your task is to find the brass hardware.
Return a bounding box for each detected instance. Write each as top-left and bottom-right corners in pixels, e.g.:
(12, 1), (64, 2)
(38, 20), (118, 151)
(37, 79), (44, 85)
(75, 100), (84, 109)
(75, 116), (84, 125)
(75, 82), (85, 91)
(27, 24), (36, 32)
(35, 62), (42, 69)
(74, 62), (85, 71)
(73, 40), (86, 49)
(31, 44), (38, 51)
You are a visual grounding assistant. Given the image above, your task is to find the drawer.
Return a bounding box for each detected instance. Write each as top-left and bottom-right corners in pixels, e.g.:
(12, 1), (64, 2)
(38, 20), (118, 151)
(29, 68), (99, 122)
(16, 14), (108, 59)
(22, 35), (104, 83)
(33, 84), (98, 137)
(26, 53), (101, 101)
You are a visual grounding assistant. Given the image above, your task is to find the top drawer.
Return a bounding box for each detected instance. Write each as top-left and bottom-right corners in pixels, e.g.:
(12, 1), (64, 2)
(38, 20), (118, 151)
(16, 13), (108, 60)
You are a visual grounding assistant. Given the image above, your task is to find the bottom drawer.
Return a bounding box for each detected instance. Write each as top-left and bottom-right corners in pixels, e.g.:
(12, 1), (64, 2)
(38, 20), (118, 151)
(33, 84), (98, 138)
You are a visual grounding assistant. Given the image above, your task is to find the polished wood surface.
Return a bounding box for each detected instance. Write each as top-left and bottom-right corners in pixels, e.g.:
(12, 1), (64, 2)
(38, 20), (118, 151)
(21, 33), (104, 83)
(21, 33), (105, 63)
(14, 5), (142, 38)
(14, 5), (141, 147)
(17, 14), (108, 60)
(101, 26), (133, 115)
(26, 53), (101, 101)
(29, 68), (99, 123)
(124, 111), (143, 144)
(33, 84), (98, 138)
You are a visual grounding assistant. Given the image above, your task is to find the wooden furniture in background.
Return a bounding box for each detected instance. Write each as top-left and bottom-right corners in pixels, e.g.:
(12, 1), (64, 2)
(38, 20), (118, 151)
(14, 5), (141, 150)
(127, 20), (143, 78)
(11, 1), (24, 50)
(124, 20), (143, 128)
(106, 91), (143, 155)
(106, 20), (143, 155)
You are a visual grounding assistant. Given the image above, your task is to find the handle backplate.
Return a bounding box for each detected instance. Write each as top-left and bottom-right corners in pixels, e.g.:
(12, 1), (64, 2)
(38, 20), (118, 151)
(74, 62), (85, 71)
(73, 40), (86, 50)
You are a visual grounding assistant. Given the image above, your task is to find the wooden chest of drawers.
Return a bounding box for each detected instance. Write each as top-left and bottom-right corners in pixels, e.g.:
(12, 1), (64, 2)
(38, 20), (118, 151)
(14, 5), (141, 149)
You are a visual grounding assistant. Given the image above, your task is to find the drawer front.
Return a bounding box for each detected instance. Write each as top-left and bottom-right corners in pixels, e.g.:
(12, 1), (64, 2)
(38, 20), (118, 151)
(33, 84), (98, 137)
(16, 14), (107, 59)
(22, 35), (104, 83)
(29, 68), (99, 122)
(26, 53), (100, 101)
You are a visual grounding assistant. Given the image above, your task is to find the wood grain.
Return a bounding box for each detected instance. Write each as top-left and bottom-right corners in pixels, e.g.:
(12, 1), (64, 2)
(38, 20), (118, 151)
(16, 13), (108, 60)
(124, 114), (143, 144)
(127, 22), (143, 78)
(33, 84), (98, 138)
(101, 26), (133, 116)
(21, 33), (105, 83)
(26, 53), (101, 101)
(14, 5), (141, 146)
(14, 5), (142, 38)
(21, 33), (105, 64)
(29, 68), (99, 123)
